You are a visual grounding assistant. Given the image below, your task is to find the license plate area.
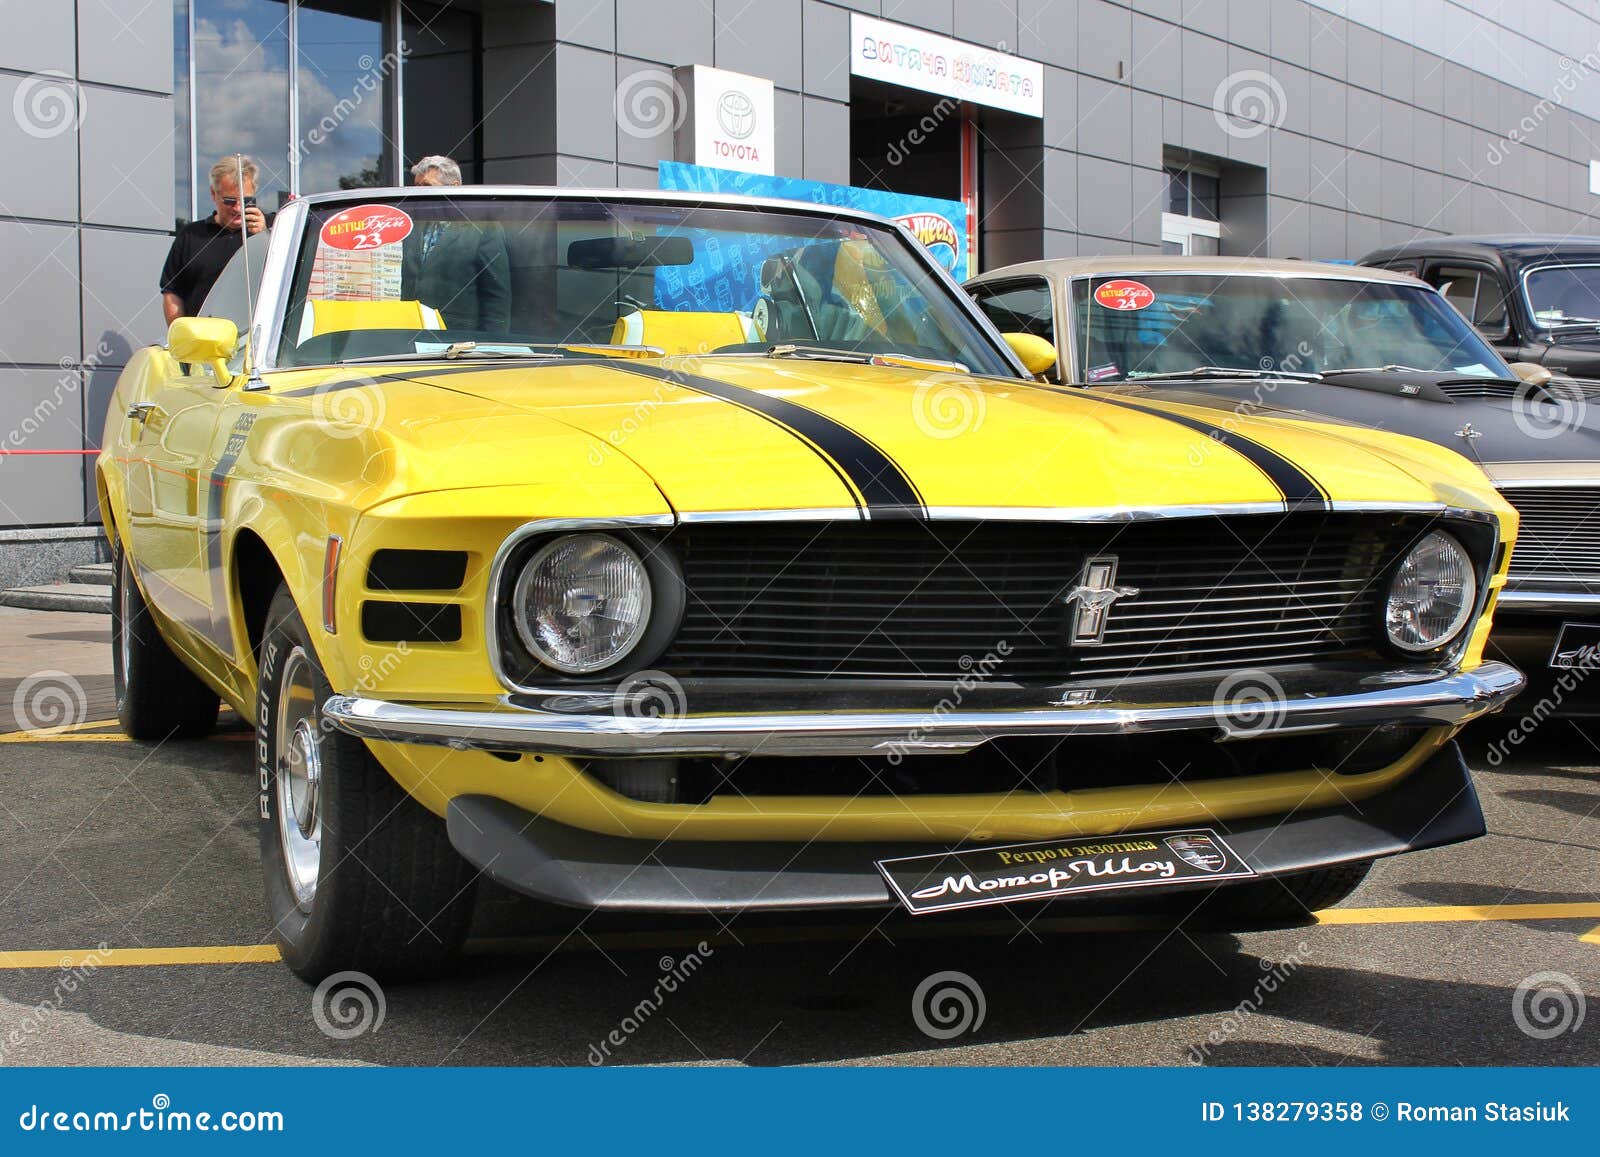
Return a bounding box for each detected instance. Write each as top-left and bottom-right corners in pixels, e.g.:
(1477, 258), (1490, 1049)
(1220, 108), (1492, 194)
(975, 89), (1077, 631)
(1548, 621), (1600, 669)
(877, 828), (1257, 915)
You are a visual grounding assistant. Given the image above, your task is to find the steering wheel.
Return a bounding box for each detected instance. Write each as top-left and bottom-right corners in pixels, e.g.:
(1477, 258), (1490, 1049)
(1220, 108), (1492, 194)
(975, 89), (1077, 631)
(750, 294), (777, 341)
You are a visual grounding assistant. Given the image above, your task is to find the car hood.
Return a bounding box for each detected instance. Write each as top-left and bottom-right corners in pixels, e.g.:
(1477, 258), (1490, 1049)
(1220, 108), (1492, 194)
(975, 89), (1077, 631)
(1107, 369), (1600, 473)
(268, 357), (1507, 518)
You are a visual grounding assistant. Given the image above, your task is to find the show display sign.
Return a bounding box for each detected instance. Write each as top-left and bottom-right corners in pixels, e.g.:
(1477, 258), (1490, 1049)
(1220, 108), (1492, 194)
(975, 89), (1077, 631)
(673, 64), (776, 176)
(656, 161), (971, 296)
(849, 13), (1043, 119)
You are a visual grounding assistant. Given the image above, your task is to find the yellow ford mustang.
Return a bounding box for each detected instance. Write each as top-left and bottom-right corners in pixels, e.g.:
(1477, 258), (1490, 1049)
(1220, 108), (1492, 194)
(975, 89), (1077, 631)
(99, 188), (1523, 981)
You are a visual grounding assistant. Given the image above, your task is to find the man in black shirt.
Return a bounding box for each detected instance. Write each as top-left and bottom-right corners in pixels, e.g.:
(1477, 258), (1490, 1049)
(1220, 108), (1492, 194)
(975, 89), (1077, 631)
(159, 155), (269, 323)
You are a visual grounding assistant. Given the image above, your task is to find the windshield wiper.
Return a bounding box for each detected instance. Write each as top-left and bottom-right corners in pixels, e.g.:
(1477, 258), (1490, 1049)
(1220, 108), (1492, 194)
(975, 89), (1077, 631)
(1320, 364), (1439, 375)
(763, 344), (971, 374)
(1126, 365), (1322, 383)
(333, 341), (664, 365)
(1320, 365), (1518, 383)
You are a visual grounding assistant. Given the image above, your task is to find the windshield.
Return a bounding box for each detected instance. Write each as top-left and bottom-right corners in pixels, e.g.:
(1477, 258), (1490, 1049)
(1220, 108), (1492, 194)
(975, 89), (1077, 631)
(1068, 274), (1511, 382)
(1523, 264), (1600, 328)
(273, 194), (1014, 374)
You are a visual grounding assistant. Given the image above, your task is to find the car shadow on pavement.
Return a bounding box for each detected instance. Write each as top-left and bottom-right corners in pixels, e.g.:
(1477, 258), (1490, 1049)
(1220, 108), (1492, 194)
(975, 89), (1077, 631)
(2, 910), (1592, 1067)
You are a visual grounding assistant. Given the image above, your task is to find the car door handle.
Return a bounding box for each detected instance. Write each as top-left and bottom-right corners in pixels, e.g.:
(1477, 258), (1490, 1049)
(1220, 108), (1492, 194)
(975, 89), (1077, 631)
(127, 402), (157, 422)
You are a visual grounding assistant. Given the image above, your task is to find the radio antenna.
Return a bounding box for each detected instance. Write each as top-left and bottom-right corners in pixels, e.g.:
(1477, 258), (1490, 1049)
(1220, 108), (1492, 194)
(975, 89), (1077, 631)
(236, 153), (257, 380)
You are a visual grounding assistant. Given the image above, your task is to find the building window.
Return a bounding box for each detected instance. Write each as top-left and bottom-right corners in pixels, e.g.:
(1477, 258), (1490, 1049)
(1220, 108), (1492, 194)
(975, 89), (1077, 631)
(1161, 164), (1221, 255)
(176, 0), (478, 221)
(188, 0), (293, 216)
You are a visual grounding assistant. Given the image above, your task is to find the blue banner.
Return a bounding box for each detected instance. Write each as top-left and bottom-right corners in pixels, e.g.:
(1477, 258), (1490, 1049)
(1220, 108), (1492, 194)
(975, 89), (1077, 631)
(1, 1066), (1592, 1151)
(658, 161), (970, 282)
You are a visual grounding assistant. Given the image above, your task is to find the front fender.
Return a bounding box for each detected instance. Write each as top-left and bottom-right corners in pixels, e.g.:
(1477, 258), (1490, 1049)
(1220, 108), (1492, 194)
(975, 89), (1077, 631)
(222, 478), (358, 699)
(96, 346), (180, 550)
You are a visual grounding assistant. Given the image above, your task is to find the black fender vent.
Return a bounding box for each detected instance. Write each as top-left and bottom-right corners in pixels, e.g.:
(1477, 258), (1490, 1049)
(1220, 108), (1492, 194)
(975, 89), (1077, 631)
(366, 549), (469, 592)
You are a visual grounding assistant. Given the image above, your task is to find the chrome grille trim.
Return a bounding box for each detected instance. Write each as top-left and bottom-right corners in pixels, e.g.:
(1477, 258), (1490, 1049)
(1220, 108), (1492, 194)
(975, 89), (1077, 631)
(652, 514), (1447, 682)
(1496, 485), (1600, 581)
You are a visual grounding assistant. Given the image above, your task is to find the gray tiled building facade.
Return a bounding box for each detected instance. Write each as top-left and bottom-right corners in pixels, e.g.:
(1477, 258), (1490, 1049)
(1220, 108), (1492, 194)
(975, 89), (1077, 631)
(5, 0), (1600, 541)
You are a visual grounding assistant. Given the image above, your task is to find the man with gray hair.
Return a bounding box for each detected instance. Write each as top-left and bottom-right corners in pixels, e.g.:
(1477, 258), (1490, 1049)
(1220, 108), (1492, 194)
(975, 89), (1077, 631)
(410, 155), (462, 187)
(402, 154), (511, 332)
(159, 155), (269, 323)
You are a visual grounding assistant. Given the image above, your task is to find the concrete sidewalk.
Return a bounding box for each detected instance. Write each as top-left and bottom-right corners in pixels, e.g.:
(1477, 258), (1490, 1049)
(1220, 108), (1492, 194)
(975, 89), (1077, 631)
(0, 606), (114, 733)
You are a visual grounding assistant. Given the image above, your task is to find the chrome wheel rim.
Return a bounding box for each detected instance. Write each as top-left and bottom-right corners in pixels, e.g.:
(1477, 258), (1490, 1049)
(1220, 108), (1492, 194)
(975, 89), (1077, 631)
(274, 647), (323, 912)
(115, 556), (132, 702)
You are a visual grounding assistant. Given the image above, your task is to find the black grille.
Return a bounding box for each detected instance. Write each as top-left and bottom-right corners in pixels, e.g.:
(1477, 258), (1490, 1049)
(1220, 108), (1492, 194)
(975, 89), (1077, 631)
(1499, 486), (1600, 579)
(1436, 380), (1518, 400)
(651, 513), (1444, 682)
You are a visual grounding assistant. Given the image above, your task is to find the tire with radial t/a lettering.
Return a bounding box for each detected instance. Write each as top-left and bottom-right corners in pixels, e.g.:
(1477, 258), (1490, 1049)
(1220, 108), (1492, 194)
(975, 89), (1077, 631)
(256, 584), (476, 983)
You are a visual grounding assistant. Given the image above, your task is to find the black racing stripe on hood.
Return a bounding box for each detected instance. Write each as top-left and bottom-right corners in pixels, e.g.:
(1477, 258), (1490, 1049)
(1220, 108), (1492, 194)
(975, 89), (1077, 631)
(605, 362), (927, 520)
(279, 364), (506, 397)
(1088, 393), (1331, 510)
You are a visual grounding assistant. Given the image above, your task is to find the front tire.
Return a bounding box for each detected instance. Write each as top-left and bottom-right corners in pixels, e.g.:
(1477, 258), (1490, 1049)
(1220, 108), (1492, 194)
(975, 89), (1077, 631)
(257, 585), (477, 982)
(112, 545), (220, 740)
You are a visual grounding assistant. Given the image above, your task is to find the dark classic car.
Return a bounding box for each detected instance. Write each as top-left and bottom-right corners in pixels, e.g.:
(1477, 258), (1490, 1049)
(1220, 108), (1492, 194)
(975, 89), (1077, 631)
(966, 256), (1600, 700)
(1361, 234), (1600, 383)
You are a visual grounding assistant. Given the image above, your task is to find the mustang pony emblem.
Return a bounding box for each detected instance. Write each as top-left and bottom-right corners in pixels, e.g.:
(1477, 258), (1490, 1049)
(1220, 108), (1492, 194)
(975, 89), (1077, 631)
(1062, 555), (1140, 645)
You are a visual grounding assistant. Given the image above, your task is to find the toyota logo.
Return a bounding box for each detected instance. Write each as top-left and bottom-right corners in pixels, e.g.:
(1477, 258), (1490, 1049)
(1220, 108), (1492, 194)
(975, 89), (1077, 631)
(716, 90), (756, 139)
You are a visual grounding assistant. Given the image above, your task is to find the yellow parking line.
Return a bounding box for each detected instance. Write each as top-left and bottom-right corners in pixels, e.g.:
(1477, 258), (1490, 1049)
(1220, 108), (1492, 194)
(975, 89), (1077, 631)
(0, 728), (251, 744)
(0, 944), (281, 969)
(0, 732), (128, 743)
(6, 902), (1600, 970)
(1315, 901), (1600, 925)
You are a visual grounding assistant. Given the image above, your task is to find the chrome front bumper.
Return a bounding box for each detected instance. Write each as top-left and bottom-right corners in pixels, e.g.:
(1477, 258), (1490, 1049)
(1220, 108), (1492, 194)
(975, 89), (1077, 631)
(1498, 577), (1600, 614)
(323, 662), (1525, 759)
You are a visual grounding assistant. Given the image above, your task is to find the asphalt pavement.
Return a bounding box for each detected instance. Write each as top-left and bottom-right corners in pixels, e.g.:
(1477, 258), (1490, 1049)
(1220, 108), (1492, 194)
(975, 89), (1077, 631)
(0, 605), (1595, 1067)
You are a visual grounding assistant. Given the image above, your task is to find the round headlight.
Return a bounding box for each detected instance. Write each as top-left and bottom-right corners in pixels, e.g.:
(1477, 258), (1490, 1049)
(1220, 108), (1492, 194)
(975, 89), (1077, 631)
(512, 534), (652, 675)
(1384, 530), (1476, 653)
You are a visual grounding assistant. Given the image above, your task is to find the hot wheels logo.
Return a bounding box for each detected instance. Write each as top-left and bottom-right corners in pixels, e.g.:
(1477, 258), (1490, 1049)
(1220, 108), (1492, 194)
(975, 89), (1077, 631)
(894, 213), (960, 270)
